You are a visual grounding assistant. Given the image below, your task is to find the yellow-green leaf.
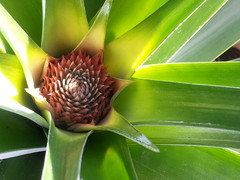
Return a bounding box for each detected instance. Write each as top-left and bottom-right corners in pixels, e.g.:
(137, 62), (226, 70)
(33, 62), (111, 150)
(0, 3), (49, 89)
(41, 0), (89, 57)
(74, 0), (112, 56)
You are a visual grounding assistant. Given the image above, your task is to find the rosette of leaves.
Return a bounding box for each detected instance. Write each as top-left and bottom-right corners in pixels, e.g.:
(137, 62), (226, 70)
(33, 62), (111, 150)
(0, 0), (240, 179)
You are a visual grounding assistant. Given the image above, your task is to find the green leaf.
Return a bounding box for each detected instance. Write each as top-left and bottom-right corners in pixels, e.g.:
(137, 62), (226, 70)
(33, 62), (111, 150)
(0, 0), (42, 45)
(0, 54), (24, 98)
(104, 0), (227, 79)
(41, 0), (89, 57)
(168, 0), (240, 63)
(42, 120), (92, 180)
(114, 79), (240, 147)
(70, 109), (159, 152)
(144, 0), (227, 64)
(115, 79), (240, 129)
(84, 0), (104, 22)
(133, 62), (240, 88)
(0, 98), (48, 128)
(105, 0), (169, 43)
(129, 145), (240, 179)
(0, 34), (6, 53)
(0, 3), (49, 89)
(82, 132), (138, 180)
(0, 53), (33, 105)
(0, 152), (44, 180)
(0, 109), (46, 158)
(0, 33), (13, 54)
(132, 125), (240, 149)
(75, 0), (112, 56)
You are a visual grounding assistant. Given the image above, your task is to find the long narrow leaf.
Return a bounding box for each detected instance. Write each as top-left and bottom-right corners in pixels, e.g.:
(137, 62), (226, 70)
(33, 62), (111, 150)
(0, 34), (6, 53)
(75, 0), (112, 56)
(42, 120), (92, 180)
(168, 0), (240, 63)
(133, 62), (240, 88)
(114, 79), (240, 148)
(129, 145), (240, 179)
(104, 0), (226, 79)
(70, 109), (159, 152)
(105, 0), (168, 43)
(0, 53), (35, 106)
(82, 132), (138, 180)
(144, 0), (227, 64)
(0, 152), (44, 179)
(132, 125), (240, 149)
(0, 0), (42, 45)
(115, 79), (240, 130)
(0, 109), (46, 158)
(0, 3), (49, 88)
(41, 0), (89, 57)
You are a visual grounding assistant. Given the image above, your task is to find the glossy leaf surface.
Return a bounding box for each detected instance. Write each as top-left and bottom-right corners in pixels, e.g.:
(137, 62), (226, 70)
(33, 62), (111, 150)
(168, 0), (240, 63)
(114, 79), (240, 148)
(75, 0), (112, 56)
(71, 109), (158, 152)
(0, 109), (46, 158)
(0, 34), (6, 53)
(42, 120), (91, 180)
(0, 4), (49, 88)
(104, 0), (227, 79)
(82, 132), (138, 180)
(0, 54), (26, 101)
(105, 0), (168, 43)
(0, 152), (44, 180)
(0, 98), (48, 128)
(133, 125), (240, 148)
(84, 0), (104, 21)
(0, 0), (42, 45)
(134, 62), (240, 87)
(129, 145), (240, 179)
(42, 0), (89, 57)
(144, 0), (227, 64)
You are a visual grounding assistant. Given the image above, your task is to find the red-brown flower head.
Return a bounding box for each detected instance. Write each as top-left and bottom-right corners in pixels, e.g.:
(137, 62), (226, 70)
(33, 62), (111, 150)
(40, 52), (116, 129)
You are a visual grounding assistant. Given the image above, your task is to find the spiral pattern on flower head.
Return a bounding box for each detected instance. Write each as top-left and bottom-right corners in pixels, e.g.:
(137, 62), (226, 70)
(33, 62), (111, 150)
(40, 52), (116, 129)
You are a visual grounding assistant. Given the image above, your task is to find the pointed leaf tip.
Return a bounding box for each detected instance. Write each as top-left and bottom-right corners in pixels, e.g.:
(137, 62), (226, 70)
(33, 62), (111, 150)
(69, 109), (159, 152)
(74, 0), (113, 56)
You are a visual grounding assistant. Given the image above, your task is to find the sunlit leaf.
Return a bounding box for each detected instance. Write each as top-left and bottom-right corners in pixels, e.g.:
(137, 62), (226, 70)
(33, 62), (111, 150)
(0, 97), (48, 128)
(104, 0), (227, 79)
(144, 0), (228, 64)
(133, 62), (240, 87)
(132, 125), (240, 149)
(42, 0), (89, 57)
(42, 120), (92, 180)
(167, 0), (240, 63)
(0, 34), (6, 53)
(105, 0), (169, 43)
(129, 145), (240, 179)
(115, 79), (240, 130)
(0, 53), (33, 105)
(75, 0), (112, 56)
(70, 109), (159, 152)
(0, 3), (49, 89)
(0, 0), (42, 45)
(114, 79), (240, 147)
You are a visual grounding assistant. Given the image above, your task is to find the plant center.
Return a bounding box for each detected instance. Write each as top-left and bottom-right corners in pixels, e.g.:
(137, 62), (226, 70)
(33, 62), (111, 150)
(40, 52), (116, 129)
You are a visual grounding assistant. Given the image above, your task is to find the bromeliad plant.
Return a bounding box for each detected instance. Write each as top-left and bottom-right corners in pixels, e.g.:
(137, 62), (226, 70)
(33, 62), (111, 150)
(1, 0), (240, 179)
